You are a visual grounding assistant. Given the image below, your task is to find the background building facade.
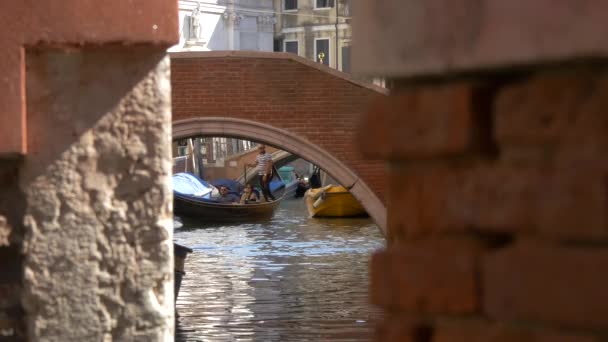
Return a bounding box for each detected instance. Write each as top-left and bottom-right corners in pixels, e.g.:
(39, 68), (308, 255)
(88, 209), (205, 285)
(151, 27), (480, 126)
(171, 0), (353, 73)
(171, 0), (276, 52)
(273, 0), (352, 72)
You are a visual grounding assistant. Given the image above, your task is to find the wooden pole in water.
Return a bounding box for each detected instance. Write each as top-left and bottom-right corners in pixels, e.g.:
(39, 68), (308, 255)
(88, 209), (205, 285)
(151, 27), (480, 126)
(188, 138), (195, 174)
(194, 138), (203, 179)
(244, 165), (247, 186)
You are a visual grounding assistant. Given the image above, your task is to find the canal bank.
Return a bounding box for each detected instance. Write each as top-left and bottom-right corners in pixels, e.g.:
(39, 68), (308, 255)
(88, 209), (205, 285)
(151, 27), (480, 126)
(174, 198), (384, 341)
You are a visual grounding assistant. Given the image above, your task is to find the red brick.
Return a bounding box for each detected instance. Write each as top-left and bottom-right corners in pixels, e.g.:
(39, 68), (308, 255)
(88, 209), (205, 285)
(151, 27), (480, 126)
(361, 83), (478, 160)
(448, 164), (541, 234)
(484, 240), (608, 329)
(375, 314), (429, 342)
(371, 239), (482, 314)
(538, 166), (608, 240)
(496, 69), (608, 150)
(388, 163), (541, 240)
(433, 320), (599, 342)
(390, 161), (608, 242)
(387, 164), (456, 240)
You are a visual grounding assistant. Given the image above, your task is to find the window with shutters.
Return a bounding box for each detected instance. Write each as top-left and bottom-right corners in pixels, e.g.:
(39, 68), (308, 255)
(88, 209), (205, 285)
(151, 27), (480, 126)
(315, 0), (334, 9)
(284, 41), (299, 55)
(284, 0), (297, 10)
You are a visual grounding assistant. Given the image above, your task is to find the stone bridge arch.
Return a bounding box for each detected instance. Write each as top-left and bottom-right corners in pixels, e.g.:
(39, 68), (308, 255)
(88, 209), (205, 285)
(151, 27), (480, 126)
(173, 117), (386, 232)
(170, 51), (388, 232)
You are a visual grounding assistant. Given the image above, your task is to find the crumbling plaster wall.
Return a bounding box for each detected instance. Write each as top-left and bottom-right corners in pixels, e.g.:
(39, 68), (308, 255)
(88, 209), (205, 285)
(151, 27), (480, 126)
(20, 47), (174, 341)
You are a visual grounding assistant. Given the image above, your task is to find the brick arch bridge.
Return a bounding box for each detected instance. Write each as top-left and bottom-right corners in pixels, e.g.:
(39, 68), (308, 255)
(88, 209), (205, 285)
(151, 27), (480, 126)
(171, 51), (388, 232)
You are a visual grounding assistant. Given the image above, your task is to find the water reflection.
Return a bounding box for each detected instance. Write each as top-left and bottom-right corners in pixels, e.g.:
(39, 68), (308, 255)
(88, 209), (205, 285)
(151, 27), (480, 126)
(174, 199), (385, 341)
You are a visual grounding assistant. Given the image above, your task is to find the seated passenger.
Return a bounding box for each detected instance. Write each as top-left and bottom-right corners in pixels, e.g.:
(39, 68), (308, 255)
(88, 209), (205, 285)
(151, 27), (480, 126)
(218, 186), (239, 204)
(295, 176), (310, 198)
(240, 183), (259, 204)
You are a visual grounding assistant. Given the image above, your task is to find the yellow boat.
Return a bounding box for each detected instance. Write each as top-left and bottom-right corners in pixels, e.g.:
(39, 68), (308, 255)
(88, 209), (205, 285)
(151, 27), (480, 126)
(304, 185), (367, 218)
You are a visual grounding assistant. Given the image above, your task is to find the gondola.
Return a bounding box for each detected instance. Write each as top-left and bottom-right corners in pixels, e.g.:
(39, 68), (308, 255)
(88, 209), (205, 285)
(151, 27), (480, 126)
(173, 173), (282, 221)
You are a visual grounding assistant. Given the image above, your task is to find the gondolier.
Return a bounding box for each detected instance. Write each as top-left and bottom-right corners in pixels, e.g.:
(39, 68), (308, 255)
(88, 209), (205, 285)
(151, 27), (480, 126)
(246, 144), (276, 202)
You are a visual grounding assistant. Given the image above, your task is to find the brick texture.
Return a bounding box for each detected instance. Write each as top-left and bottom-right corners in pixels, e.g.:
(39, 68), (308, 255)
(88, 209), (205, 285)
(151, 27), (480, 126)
(369, 65), (608, 341)
(374, 315), (430, 342)
(538, 166), (608, 240)
(388, 163), (608, 242)
(434, 320), (599, 342)
(484, 240), (608, 329)
(361, 83), (479, 159)
(495, 69), (608, 240)
(370, 238), (482, 314)
(387, 163), (543, 240)
(496, 68), (608, 151)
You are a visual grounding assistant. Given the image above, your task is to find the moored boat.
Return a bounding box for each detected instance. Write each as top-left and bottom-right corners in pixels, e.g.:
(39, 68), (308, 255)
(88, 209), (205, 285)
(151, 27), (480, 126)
(173, 173), (282, 222)
(174, 193), (281, 221)
(277, 166), (299, 199)
(304, 185), (367, 218)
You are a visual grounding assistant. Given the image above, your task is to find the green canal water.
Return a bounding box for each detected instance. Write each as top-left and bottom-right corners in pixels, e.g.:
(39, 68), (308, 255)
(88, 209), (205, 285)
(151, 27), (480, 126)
(173, 198), (385, 341)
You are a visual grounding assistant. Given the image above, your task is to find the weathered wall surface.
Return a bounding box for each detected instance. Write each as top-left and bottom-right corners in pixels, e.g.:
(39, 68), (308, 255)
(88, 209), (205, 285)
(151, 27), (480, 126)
(20, 48), (174, 341)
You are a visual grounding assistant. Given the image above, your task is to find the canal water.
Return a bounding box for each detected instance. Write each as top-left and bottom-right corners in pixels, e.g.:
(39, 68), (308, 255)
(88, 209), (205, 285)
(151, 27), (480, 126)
(173, 198), (385, 342)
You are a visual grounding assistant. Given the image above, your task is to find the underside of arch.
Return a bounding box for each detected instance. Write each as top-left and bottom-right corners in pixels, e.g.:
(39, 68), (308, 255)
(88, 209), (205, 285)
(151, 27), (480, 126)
(173, 117), (387, 234)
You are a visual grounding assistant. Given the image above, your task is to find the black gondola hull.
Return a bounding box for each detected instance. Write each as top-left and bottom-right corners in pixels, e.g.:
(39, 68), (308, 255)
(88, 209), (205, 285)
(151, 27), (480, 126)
(174, 193), (281, 221)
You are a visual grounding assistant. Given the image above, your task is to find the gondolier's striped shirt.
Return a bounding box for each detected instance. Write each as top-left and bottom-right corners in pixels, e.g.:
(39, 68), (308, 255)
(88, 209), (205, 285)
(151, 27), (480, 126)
(256, 153), (273, 175)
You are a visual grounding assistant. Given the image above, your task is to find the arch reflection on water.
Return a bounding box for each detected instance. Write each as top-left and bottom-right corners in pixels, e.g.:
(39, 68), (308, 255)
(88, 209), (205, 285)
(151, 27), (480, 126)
(174, 199), (385, 341)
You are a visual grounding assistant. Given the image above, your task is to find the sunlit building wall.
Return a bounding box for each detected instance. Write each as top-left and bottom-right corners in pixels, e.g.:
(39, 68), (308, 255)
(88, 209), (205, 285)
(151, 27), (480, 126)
(170, 0), (275, 52)
(273, 0), (352, 72)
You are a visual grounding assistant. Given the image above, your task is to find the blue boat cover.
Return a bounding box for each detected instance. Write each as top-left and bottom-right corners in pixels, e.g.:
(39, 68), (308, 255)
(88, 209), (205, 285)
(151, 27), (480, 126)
(173, 173), (214, 198)
(173, 174), (285, 202)
(278, 166), (295, 182)
(269, 179), (286, 193)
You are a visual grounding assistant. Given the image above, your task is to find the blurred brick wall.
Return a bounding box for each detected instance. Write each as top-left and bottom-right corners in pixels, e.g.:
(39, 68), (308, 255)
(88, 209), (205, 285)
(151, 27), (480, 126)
(362, 68), (608, 341)
(353, 0), (608, 338)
